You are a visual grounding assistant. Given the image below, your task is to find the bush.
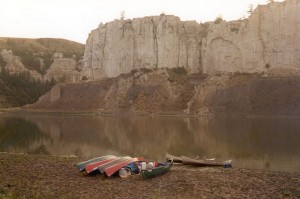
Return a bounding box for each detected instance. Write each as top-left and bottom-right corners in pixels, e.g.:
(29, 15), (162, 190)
(265, 63), (271, 69)
(172, 67), (187, 75)
(214, 16), (224, 24)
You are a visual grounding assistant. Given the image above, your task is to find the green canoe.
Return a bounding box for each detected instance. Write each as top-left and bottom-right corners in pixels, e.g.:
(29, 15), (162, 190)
(141, 159), (173, 179)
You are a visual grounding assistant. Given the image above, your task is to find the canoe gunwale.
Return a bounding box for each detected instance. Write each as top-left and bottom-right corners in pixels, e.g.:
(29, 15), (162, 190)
(76, 155), (116, 172)
(98, 156), (132, 173)
(104, 157), (144, 177)
(182, 156), (232, 167)
(141, 159), (173, 179)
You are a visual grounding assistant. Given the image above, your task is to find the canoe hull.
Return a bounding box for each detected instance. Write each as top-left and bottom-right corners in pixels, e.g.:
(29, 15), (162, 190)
(76, 155), (116, 172)
(104, 157), (144, 177)
(98, 156), (131, 173)
(85, 158), (118, 174)
(141, 160), (173, 179)
(182, 156), (232, 167)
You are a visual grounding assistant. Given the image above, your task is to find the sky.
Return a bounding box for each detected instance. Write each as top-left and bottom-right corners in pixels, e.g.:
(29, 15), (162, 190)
(0, 0), (276, 44)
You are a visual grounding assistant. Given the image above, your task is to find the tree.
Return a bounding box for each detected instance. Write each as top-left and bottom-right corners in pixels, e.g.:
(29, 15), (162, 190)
(248, 4), (254, 15)
(214, 15), (224, 24)
(120, 10), (125, 20)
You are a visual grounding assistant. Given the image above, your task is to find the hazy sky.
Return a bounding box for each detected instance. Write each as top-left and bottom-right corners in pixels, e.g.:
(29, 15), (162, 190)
(0, 0), (274, 44)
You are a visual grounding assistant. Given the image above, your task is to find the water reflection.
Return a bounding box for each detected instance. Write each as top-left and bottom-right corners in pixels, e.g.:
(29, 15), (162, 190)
(0, 117), (50, 154)
(0, 114), (299, 172)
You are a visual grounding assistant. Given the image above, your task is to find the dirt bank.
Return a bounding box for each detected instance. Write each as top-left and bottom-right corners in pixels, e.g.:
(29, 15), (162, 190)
(25, 69), (300, 117)
(0, 153), (299, 199)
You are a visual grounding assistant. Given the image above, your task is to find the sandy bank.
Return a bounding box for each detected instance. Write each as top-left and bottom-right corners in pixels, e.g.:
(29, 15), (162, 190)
(0, 153), (299, 198)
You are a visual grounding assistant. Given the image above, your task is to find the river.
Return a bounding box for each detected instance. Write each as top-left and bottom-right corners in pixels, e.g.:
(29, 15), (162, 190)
(0, 113), (299, 172)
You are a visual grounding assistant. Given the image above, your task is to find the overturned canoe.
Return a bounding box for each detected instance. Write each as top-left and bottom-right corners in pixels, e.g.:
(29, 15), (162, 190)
(85, 157), (118, 174)
(141, 159), (173, 179)
(182, 156), (232, 168)
(76, 155), (116, 172)
(98, 156), (131, 174)
(104, 157), (144, 177)
(166, 153), (182, 163)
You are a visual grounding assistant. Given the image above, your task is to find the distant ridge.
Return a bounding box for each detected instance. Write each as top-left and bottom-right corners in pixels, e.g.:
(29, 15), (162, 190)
(0, 37), (84, 59)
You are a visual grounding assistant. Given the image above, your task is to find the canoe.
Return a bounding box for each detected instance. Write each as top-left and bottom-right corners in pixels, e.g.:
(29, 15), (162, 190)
(141, 159), (173, 179)
(104, 157), (144, 177)
(85, 157), (119, 174)
(98, 156), (131, 174)
(166, 153), (182, 163)
(76, 155), (116, 172)
(182, 156), (232, 167)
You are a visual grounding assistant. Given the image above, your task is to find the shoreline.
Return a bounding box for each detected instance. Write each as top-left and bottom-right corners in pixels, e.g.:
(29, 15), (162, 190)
(1, 107), (300, 119)
(1, 153), (299, 198)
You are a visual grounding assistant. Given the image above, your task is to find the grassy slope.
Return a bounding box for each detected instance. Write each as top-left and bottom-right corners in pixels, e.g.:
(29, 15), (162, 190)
(0, 37), (85, 58)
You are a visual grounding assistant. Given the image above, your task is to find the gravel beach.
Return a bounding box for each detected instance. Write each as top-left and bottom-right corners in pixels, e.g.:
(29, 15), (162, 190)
(0, 153), (299, 199)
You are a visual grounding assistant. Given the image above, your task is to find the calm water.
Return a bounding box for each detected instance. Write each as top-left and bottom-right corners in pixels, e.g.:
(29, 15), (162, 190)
(0, 114), (299, 172)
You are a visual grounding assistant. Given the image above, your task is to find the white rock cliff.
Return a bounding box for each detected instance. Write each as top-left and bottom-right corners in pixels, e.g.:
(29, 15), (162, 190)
(83, 0), (299, 79)
(82, 15), (205, 79)
(202, 0), (300, 75)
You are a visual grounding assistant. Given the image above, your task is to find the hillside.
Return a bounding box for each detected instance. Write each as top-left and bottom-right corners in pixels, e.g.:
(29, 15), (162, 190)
(0, 69), (55, 108)
(0, 37), (84, 74)
(0, 37), (84, 58)
(3, 0), (300, 114)
(26, 68), (300, 117)
(0, 37), (84, 108)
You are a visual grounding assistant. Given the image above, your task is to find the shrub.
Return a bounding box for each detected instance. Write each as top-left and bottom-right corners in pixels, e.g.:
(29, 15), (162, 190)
(140, 68), (152, 73)
(172, 67), (187, 75)
(265, 63), (271, 69)
(214, 16), (224, 24)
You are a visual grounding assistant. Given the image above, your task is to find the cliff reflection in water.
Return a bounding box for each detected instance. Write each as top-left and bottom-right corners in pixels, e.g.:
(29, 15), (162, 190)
(0, 114), (299, 172)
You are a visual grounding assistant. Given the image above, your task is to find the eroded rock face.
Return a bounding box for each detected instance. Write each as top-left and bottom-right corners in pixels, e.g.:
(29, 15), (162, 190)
(0, 49), (82, 83)
(44, 57), (81, 83)
(202, 0), (300, 75)
(83, 0), (299, 79)
(0, 49), (42, 80)
(82, 15), (205, 80)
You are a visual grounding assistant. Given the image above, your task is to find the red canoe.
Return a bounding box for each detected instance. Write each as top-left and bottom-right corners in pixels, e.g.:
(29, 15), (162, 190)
(104, 157), (144, 177)
(85, 157), (118, 174)
(98, 156), (132, 174)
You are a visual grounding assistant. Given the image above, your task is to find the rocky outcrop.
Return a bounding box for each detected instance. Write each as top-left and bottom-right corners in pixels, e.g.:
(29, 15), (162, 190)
(44, 55), (81, 83)
(0, 49), (82, 83)
(82, 15), (205, 80)
(0, 49), (42, 80)
(202, 0), (300, 75)
(0, 38), (85, 84)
